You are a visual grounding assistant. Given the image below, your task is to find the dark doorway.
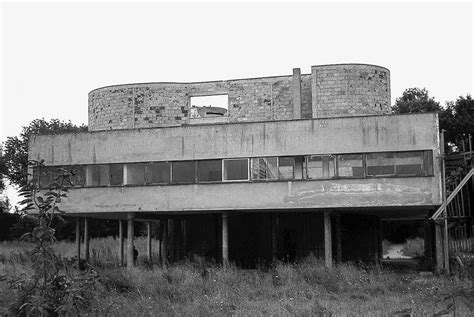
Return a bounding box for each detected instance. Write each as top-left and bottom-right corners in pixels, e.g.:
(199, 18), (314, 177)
(228, 213), (272, 268)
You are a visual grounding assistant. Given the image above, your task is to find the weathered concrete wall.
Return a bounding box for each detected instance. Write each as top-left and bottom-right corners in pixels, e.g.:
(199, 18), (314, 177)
(88, 64), (390, 131)
(30, 113), (439, 165)
(311, 64), (390, 118)
(54, 176), (440, 213)
(89, 75), (306, 131)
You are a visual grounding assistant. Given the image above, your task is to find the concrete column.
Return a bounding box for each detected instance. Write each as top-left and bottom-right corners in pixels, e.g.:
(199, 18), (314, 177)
(147, 222), (152, 263)
(435, 223), (444, 272)
(324, 211), (332, 268)
(222, 213), (229, 268)
(292, 68), (302, 119)
(424, 221), (432, 260)
(271, 214), (278, 261)
(161, 219), (168, 268)
(127, 213), (135, 269)
(182, 219), (187, 260)
(84, 217), (89, 262)
(335, 213), (342, 263)
(175, 218), (181, 261)
(168, 219), (174, 262)
(373, 217), (380, 264)
(377, 218), (383, 264)
(119, 220), (124, 266)
(75, 218), (81, 268)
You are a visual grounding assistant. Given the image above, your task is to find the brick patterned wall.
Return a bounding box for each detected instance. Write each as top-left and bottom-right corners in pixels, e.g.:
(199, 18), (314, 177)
(311, 64), (391, 118)
(88, 64), (390, 131)
(89, 76), (299, 131)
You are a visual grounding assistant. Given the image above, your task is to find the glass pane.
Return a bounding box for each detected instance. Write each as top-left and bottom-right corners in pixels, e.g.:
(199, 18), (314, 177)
(110, 164), (124, 186)
(127, 163), (146, 185)
(172, 161), (196, 183)
(395, 151), (423, 176)
(306, 155), (335, 179)
(39, 166), (58, 189)
(251, 157), (278, 180)
(366, 153), (395, 176)
(69, 165), (86, 187)
(147, 162), (171, 184)
(278, 157), (295, 180)
(422, 150), (433, 176)
(91, 164), (110, 186)
(198, 160), (222, 182)
(223, 159), (248, 181)
(337, 154), (364, 177)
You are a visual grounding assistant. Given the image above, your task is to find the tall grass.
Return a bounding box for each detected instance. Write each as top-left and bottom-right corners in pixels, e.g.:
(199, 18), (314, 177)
(1, 238), (473, 316)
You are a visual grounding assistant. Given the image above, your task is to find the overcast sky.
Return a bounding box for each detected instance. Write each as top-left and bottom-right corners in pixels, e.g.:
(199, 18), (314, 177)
(1, 1), (473, 142)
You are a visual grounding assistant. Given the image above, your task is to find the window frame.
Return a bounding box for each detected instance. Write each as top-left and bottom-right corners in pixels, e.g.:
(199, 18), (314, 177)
(197, 159), (223, 183)
(145, 161), (172, 185)
(222, 158), (250, 182)
(304, 155), (337, 180)
(171, 160), (197, 184)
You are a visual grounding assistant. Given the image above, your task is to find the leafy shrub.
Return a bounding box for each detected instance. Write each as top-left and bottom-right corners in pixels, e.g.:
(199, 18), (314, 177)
(401, 237), (425, 258)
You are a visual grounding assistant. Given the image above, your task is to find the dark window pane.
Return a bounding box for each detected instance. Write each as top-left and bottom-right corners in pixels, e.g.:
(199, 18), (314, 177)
(90, 164), (110, 186)
(337, 154), (364, 178)
(366, 153), (395, 176)
(422, 150), (433, 176)
(306, 155), (335, 179)
(251, 157), (278, 180)
(278, 157), (295, 180)
(395, 151), (423, 176)
(110, 164), (124, 186)
(172, 161), (196, 183)
(39, 166), (59, 189)
(223, 159), (248, 181)
(126, 163), (146, 185)
(198, 160), (222, 182)
(147, 162), (171, 184)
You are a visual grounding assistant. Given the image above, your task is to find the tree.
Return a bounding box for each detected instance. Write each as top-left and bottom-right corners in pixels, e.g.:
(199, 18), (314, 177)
(7, 161), (96, 315)
(2, 118), (87, 188)
(442, 95), (474, 152)
(392, 88), (442, 114)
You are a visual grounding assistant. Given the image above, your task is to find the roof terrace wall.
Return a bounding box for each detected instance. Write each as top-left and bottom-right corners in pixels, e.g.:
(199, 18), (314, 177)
(88, 64), (390, 131)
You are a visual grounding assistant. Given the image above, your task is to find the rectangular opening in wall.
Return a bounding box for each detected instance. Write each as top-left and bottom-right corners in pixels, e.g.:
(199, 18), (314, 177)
(223, 159), (249, 181)
(190, 94), (228, 118)
(337, 154), (364, 178)
(198, 160), (222, 182)
(109, 164), (124, 186)
(294, 156), (304, 180)
(126, 163), (146, 185)
(305, 155), (336, 179)
(146, 162), (171, 184)
(366, 153), (395, 176)
(172, 161), (196, 184)
(251, 157), (278, 180)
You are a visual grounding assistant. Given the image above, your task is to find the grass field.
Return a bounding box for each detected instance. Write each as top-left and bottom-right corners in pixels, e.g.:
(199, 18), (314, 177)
(1, 238), (473, 316)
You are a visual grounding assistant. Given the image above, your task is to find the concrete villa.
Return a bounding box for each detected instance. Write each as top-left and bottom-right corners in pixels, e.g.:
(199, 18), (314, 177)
(28, 64), (444, 269)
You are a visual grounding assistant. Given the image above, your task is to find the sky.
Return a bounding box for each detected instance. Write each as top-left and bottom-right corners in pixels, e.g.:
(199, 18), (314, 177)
(0, 1), (473, 205)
